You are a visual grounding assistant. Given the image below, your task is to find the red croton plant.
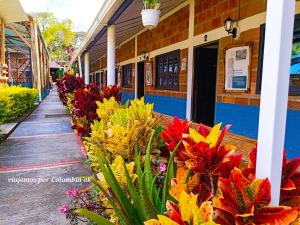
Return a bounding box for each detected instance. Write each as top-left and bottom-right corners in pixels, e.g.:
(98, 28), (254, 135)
(213, 168), (299, 225)
(162, 118), (242, 202)
(56, 74), (84, 105)
(71, 83), (103, 136)
(242, 146), (300, 206)
(161, 117), (190, 161)
(71, 84), (121, 136)
(101, 85), (122, 102)
(161, 117), (299, 224)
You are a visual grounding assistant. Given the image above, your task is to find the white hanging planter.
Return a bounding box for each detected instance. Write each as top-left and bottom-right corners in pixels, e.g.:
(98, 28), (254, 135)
(141, 9), (161, 29)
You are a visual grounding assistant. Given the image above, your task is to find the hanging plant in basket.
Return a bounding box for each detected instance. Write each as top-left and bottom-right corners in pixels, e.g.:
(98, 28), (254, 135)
(141, 0), (161, 29)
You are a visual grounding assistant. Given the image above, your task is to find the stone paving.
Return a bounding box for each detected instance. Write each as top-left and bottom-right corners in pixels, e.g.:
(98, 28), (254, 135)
(0, 88), (90, 225)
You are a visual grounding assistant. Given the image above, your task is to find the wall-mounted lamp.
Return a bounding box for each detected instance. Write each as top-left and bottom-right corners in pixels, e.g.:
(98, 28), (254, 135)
(142, 51), (149, 61)
(224, 17), (237, 38)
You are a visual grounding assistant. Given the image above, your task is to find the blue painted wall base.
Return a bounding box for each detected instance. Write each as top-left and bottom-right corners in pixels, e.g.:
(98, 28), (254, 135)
(121, 91), (135, 104)
(144, 94), (186, 119)
(215, 102), (299, 159)
(122, 92), (187, 119)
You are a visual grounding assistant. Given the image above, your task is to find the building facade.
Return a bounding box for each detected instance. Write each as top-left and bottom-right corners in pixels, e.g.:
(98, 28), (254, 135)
(77, 0), (300, 158)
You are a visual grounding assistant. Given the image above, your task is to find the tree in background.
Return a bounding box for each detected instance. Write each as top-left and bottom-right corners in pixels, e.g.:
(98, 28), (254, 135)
(72, 31), (85, 49)
(34, 12), (85, 64)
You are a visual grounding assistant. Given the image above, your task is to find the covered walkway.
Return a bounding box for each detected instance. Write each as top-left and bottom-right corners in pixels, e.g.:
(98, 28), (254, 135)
(0, 88), (89, 224)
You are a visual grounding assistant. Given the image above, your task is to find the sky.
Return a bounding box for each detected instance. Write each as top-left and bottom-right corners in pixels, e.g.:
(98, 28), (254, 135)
(20, 0), (105, 31)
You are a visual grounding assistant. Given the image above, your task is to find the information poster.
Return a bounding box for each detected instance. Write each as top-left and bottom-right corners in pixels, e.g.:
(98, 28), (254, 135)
(225, 46), (250, 91)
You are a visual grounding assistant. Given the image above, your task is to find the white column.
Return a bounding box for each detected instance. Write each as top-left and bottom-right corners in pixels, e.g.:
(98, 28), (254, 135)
(186, 0), (195, 120)
(84, 52), (89, 85)
(107, 25), (116, 85)
(78, 55), (83, 78)
(256, 0), (295, 206)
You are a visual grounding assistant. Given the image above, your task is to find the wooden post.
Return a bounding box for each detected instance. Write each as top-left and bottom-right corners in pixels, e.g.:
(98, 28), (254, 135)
(32, 18), (42, 101)
(30, 19), (37, 89)
(256, 0), (295, 205)
(0, 18), (8, 87)
(1, 18), (5, 65)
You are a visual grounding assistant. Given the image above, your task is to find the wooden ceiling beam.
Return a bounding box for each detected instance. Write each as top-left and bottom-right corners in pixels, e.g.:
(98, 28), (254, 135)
(7, 24), (31, 48)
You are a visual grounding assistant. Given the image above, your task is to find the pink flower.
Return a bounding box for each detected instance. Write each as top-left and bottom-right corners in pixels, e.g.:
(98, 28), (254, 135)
(67, 188), (78, 197)
(159, 163), (167, 172)
(60, 204), (68, 214)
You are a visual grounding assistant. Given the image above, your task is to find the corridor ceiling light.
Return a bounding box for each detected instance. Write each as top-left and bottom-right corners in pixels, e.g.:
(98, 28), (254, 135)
(224, 17), (237, 38)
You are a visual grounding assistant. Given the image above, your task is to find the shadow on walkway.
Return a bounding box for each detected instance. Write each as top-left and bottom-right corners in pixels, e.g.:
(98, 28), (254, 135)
(0, 88), (90, 225)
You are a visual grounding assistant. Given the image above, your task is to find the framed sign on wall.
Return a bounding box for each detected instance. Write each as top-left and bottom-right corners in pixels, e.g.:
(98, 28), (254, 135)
(223, 42), (253, 92)
(145, 62), (152, 85)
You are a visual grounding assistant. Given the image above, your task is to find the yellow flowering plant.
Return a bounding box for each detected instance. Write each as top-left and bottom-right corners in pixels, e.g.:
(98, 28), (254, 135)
(84, 97), (159, 171)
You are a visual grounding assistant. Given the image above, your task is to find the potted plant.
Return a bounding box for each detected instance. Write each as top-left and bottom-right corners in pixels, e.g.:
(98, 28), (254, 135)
(141, 0), (161, 29)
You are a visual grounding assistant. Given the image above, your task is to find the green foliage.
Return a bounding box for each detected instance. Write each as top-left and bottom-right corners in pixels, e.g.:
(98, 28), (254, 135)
(142, 0), (160, 9)
(0, 86), (38, 124)
(36, 12), (76, 62)
(84, 97), (159, 171)
(75, 209), (114, 225)
(292, 42), (300, 57)
(76, 129), (179, 225)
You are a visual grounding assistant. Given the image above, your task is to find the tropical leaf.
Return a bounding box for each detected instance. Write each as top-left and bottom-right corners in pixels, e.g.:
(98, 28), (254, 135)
(242, 147), (300, 201)
(135, 146), (143, 181)
(74, 208), (114, 225)
(97, 153), (144, 225)
(254, 206), (299, 225)
(179, 191), (197, 222)
(144, 215), (180, 225)
(161, 141), (181, 213)
(205, 122), (222, 147)
(214, 168), (298, 224)
(123, 160), (146, 221)
(181, 123), (238, 177)
(282, 158), (300, 190)
(90, 177), (132, 225)
(140, 172), (159, 220)
(161, 117), (190, 161)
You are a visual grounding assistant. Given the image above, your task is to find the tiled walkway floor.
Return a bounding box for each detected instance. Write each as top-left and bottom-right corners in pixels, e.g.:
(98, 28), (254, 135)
(0, 88), (89, 225)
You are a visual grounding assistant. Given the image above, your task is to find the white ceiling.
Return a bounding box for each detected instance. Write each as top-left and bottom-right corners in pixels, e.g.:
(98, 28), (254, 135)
(0, 0), (28, 23)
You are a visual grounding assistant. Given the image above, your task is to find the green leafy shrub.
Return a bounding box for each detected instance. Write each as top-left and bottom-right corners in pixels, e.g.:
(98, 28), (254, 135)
(0, 86), (38, 124)
(84, 97), (159, 171)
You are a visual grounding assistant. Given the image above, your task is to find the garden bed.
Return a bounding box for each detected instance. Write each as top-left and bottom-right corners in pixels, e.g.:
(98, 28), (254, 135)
(56, 73), (300, 225)
(155, 112), (256, 158)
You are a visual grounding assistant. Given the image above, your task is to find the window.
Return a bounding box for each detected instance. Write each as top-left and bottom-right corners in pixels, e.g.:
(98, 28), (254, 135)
(101, 71), (107, 86)
(96, 72), (100, 86)
(122, 64), (132, 88)
(156, 50), (180, 90)
(257, 15), (300, 95)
